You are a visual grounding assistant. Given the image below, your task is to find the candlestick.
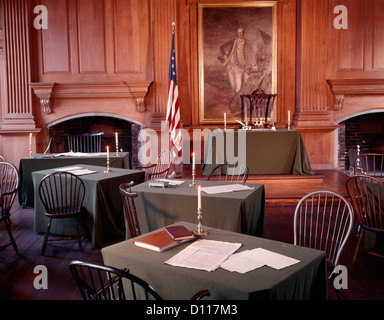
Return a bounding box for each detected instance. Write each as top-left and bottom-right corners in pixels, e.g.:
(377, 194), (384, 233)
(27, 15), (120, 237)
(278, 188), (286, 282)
(194, 186), (207, 236)
(104, 146), (111, 173)
(115, 132), (119, 156)
(189, 152), (196, 187)
(29, 133), (32, 158)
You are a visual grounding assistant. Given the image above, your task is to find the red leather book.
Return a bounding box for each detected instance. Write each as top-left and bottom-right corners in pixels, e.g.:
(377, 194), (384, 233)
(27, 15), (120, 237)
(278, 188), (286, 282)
(164, 225), (194, 241)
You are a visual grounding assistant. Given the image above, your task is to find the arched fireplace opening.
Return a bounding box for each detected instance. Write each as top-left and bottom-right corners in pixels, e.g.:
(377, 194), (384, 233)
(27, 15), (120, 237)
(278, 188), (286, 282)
(338, 112), (384, 172)
(48, 116), (141, 167)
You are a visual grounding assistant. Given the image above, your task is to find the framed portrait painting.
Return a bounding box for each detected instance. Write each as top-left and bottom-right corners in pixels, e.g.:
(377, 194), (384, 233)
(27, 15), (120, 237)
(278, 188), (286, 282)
(198, 1), (277, 124)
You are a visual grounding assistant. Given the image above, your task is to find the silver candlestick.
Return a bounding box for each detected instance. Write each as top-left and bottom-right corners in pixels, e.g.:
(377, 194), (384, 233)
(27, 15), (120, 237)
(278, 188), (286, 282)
(104, 156), (111, 173)
(194, 208), (207, 236)
(189, 166), (196, 187)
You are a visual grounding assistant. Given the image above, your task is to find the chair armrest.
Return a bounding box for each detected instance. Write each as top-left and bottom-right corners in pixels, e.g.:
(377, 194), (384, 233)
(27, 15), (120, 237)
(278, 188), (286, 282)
(135, 164), (155, 170)
(190, 289), (210, 300)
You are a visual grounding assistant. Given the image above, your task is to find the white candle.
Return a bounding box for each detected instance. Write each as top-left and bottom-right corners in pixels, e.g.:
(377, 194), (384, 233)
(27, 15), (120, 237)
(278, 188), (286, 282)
(288, 110), (290, 122)
(198, 185), (201, 210)
(245, 103), (248, 125)
(115, 132), (118, 151)
(29, 133), (32, 146)
(224, 113), (226, 129)
(106, 146), (109, 160)
(192, 152), (195, 169)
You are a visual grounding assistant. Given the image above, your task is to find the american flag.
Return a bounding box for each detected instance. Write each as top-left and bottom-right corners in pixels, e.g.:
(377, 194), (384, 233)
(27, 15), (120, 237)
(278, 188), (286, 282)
(166, 33), (182, 160)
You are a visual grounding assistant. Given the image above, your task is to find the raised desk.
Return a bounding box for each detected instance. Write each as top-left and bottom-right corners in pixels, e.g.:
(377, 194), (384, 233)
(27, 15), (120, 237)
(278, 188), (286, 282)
(202, 129), (313, 176)
(102, 222), (327, 300)
(32, 164), (144, 249)
(19, 152), (131, 207)
(131, 180), (265, 238)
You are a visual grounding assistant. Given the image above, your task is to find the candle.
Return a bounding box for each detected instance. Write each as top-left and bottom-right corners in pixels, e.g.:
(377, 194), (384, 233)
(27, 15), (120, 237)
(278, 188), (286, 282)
(198, 185), (201, 210)
(29, 133), (32, 146)
(224, 113), (226, 129)
(192, 152), (195, 169)
(115, 132), (118, 151)
(288, 110), (290, 122)
(107, 146), (109, 160)
(244, 102), (248, 125)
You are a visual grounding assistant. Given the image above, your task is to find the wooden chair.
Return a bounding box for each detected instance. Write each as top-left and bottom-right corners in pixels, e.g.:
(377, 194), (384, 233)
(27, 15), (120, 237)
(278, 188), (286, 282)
(241, 89), (277, 127)
(119, 181), (141, 238)
(346, 175), (384, 265)
(354, 153), (384, 177)
(293, 190), (354, 299)
(38, 171), (86, 255)
(207, 162), (249, 183)
(0, 162), (20, 254)
(66, 132), (104, 153)
(69, 260), (210, 300)
(136, 149), (172, 180)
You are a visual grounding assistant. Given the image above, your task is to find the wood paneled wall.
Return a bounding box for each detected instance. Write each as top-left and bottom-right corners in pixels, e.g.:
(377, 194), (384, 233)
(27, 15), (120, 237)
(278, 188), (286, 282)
(1, 0), (384, 168)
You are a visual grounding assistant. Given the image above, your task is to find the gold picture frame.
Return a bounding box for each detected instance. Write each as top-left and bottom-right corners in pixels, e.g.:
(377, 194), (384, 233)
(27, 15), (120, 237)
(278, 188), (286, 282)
(198, 1), (277, 124)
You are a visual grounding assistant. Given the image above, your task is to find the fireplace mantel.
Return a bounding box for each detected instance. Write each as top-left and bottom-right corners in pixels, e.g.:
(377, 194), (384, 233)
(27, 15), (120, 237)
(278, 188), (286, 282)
(30, 81), (153, 114)
(327, 78), (384, 110)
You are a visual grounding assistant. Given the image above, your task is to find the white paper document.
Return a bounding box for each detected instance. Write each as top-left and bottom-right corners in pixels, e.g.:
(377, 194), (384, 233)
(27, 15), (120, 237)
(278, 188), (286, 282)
(164, 239), (242, 272)
(220, 248), (300, 274)
(156, 179), (185, 186)
(55, 166), (97, 176)
(201, 184), (254, 194)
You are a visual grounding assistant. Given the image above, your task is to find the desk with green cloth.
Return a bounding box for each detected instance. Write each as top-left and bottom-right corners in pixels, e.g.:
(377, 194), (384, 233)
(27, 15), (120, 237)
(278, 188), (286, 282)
(32, 164), (144, 249)
(130, 180), (265, 238)
(202, 129), (313, 176)
(102, 222), (327, 300)
(19, 152), (131, 207)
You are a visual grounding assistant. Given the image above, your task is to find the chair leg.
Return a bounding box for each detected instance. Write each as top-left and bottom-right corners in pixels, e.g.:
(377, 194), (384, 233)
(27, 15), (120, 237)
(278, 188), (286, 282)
(73, 217), (83, 252)
(42, 218), (52, 256)
(4, 218), (18, 255)
(353, 228), (364, 265)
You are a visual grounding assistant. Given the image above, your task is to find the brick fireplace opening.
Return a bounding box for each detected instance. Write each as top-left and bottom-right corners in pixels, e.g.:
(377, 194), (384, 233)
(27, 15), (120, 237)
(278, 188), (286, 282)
(338, 112), (384, 172)
(48, 116), (141, 167)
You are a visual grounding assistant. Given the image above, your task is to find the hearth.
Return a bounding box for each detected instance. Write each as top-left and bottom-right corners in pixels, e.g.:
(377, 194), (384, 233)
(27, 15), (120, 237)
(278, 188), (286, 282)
(338, 112), (384, 172)
(48, 116), (141, 167)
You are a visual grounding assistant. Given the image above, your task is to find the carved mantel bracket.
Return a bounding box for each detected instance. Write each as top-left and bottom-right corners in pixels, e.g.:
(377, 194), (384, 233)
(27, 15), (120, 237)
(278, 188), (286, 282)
(327, 78), (384, 110)
(29, 83), (55, 113)
(30, 81), (153, 113)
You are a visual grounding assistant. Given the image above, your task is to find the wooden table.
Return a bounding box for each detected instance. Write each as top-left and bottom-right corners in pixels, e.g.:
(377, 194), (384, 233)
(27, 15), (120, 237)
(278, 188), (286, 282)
(32, 164), (144, 249)
(202, 129), (313, 176)
(19, 152), (131, 207)
(131, 180), (265, 239)
(102, 222), (327, 300)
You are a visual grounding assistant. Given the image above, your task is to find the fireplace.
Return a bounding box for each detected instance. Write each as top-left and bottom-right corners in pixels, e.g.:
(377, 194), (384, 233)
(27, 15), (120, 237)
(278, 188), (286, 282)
(48, 116), (141, 168)
(338, 112), (384, 172)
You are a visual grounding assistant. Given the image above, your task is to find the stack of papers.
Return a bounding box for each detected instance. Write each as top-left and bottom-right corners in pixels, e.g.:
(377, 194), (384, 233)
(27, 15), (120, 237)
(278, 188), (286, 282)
(165, 240), (300, 274)
(155, 179), (185, 186)
(165, 239), (242, 272)
(55, 166), (97, 176)
(220, 248), (300, 274)
(201, 184), (254, 194)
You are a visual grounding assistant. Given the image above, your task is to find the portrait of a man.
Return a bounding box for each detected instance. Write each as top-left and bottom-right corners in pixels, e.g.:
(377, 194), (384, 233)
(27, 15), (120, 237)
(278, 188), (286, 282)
(199, 3), (276, 123)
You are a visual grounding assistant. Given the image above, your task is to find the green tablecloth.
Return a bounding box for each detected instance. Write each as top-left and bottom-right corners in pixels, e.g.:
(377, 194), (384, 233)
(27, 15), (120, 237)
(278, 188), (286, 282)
(102, 222), (327, 300)
(202, 129), (313, 176)
(19, 152), (131, 207)
(32, 164), (144, 249)
(131, 180), (265, 238)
